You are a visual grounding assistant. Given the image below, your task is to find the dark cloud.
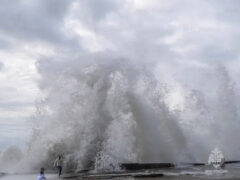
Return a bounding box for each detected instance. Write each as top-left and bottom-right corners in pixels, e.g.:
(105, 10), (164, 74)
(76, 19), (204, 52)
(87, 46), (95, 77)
(79, 0), (118, 21)
(0, 0), (79, 47)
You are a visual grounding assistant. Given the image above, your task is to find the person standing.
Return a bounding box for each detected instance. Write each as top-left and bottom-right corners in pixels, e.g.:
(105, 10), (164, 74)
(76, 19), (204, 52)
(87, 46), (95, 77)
(54, 155), (63, 177)
(37, 167), (46, 180)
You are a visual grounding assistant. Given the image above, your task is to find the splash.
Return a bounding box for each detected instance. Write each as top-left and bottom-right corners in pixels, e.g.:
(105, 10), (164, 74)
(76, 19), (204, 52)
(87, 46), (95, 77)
(16, 54), (240, 172)
(0, 146), (23, 173)
(208, 147), (225, 168)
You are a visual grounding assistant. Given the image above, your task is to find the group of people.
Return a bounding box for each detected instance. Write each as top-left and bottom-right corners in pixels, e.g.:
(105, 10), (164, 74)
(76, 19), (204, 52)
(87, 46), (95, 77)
(37, 155), (63, 180)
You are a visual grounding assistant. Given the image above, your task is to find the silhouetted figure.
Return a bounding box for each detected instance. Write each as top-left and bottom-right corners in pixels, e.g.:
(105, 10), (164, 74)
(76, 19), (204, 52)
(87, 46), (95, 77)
(37, 167), (46, 180)
(54, 155), (63, 177)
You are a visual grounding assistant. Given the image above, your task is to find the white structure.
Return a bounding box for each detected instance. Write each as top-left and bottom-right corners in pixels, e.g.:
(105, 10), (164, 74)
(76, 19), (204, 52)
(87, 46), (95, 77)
(208, 148), (225, 168)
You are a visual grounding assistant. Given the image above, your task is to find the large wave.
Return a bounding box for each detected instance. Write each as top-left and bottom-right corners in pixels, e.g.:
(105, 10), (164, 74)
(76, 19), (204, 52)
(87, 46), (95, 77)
(0, 0), (240, 174)
(11, 53), (239, 172)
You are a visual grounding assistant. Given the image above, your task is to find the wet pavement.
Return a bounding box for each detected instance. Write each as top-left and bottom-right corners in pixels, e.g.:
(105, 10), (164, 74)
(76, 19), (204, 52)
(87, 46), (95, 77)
(61, 164), (240, 180)
(0, 174), (58, 180)
(1, 164), (240, 180)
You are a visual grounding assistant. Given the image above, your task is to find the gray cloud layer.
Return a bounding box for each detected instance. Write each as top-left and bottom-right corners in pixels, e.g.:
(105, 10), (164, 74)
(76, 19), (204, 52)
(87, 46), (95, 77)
(0, 0), (239, 65)
(0, 0), (79, 47)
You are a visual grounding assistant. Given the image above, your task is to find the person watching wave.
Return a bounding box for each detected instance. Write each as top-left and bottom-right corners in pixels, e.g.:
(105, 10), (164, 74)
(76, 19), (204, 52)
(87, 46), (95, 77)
(37, 167), (46, 180)
(54, 155), (63, 177)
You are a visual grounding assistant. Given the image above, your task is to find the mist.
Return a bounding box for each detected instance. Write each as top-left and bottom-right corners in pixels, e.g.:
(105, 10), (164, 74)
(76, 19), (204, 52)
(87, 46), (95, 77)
(0, 0), (240, 173)
(15, 55), (240, 172)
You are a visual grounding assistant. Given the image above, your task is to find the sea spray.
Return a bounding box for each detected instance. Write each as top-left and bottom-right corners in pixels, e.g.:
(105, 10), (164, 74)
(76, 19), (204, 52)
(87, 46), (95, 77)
(11, 56), (240, 172)
(0, 146), (23, 173)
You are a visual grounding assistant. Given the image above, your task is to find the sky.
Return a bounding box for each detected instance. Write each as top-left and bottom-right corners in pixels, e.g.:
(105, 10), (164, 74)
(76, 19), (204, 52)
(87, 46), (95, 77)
(0, 0), (240, 150)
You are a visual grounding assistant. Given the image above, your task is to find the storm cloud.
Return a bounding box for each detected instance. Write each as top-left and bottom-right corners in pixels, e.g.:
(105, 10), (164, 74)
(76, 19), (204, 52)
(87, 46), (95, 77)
(0, 0), (79, 48)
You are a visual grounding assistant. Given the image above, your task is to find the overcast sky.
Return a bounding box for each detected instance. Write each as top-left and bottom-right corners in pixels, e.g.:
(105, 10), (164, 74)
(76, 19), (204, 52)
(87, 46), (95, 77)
(0, 0), (240, 150)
